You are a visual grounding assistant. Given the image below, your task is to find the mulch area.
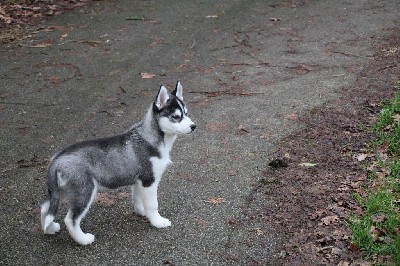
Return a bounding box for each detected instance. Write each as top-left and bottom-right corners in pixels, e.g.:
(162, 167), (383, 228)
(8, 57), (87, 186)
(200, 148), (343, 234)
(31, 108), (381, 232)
(0, 0), (92, 43)
(255, 30), (400, 265)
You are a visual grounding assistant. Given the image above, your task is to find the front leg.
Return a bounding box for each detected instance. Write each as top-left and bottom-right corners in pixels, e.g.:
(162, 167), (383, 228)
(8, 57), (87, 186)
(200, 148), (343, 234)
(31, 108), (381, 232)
(132, 184), (146, 216)
(138, 182), (171, 228)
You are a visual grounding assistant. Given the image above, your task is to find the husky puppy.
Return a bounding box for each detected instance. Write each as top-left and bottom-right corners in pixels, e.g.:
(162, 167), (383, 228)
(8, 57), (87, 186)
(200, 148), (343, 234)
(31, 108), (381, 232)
(40, 82), (196, 245)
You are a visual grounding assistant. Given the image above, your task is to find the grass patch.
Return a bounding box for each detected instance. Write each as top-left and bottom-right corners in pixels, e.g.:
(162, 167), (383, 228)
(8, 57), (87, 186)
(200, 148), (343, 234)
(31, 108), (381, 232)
(350, 85), (400, 264)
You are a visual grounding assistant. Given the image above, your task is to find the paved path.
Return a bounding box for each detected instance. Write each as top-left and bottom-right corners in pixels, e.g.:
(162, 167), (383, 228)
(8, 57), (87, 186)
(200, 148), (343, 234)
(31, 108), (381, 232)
(1, 0), (398, 264)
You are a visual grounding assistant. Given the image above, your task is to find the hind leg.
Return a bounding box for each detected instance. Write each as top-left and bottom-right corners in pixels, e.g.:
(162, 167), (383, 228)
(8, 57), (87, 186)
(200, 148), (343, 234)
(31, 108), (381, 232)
(40, 201), (60, 234)
(64, 179), (98, 245)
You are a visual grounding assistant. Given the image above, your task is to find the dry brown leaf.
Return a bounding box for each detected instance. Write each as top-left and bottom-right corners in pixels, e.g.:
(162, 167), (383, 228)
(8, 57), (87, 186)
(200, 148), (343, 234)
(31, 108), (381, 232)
(348, 242), (358, 251)
(238, 124), (250, 133)
(369, 225), (385, 242)
(47, 76), (61, 83)
(337, 261), (350, 266)
(204, 197), (226, 205)
(227, 171), (236, 176)
(321, 215), (339, 225)
(29, 41), (52, 48)
(285, 113), (298, 120)
(140, 72), (156, 79)
(393, 113), (400, 123)
(331, 247), (341, 255)
(353, 260), (372, 266)
(253, 228), (264, 236)
(371, 214), (386, 223)
(356, 153), (368, 161)
(78, 40), (103, 46)
(96, 193), (115, 206)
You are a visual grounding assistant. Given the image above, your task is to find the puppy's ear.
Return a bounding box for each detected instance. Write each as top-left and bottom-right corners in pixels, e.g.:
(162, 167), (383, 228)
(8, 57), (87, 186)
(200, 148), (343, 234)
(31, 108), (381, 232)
(172, 81), (183, 101)
(155, 85), (169, 110)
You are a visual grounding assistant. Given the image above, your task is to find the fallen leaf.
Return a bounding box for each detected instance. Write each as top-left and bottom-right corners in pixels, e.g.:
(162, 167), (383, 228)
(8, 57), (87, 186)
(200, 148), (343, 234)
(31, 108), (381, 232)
(321, 215), (339, 225)
(393, 113), (400, 123)
(238, 124), (250, 133)
(285, 113), (298, 120)
(204, 197), (226, 205)
(356, 153), (368, 161)
(337, 261), (350, 266)
(196, 219), (209, 226)
(140, 72), (156, 79)
(47, 76), (61, 83)
(78, 40), (103, 46)
(348, 242), (358, 251)
(353, 261), (372, 266)
(371, 214), (386, 223)
(48, 25), (69, 31)
(0, 13), (12, 24)
(369, 225), (385, 242)
(337, 184), (350, 192)
(253, 228), (264, 236)
(299, 162), (319, 167)
(8, 184), (17, 189)
(227, 171), (236, 176)
(29, 40), (52, 48)
(115, 192), (130, 200)
(332, 229), (350, 241)
(96, 193), (115, 206)
(331, 247), (341, 255)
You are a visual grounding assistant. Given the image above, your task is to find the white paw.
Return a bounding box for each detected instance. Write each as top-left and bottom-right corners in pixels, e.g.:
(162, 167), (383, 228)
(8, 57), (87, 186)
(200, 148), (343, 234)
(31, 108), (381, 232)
(150, 216), (172, 228)
(45, 222), (61, 235)
(76, 233), (95, 245)
(50, 222), (61, 234)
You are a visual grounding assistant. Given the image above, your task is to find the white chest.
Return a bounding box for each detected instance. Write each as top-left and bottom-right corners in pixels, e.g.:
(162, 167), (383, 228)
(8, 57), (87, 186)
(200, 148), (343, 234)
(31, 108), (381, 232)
(150, 135), (176, 182)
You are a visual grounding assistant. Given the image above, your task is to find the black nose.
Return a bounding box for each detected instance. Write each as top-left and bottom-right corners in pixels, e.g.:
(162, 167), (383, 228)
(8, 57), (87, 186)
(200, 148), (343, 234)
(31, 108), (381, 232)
(190, 124), (196, 131)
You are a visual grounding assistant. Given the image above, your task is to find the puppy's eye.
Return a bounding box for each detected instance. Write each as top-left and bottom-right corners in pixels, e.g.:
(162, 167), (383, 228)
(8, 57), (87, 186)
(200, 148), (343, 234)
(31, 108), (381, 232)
(172, 115), (181, 120)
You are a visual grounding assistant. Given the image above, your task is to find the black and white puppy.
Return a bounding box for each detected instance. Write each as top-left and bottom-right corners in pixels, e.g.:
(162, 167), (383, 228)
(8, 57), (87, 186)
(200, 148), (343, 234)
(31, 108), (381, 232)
(40, 82), (196, 245)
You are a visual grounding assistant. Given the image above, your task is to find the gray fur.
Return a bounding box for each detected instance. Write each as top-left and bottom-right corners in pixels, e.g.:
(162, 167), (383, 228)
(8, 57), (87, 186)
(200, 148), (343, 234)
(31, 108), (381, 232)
(40, 82), (196, 245)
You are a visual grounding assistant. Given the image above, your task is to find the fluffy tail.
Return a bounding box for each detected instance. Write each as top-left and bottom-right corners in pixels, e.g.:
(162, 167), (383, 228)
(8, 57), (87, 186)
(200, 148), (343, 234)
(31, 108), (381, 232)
(40, 168), (61, 234)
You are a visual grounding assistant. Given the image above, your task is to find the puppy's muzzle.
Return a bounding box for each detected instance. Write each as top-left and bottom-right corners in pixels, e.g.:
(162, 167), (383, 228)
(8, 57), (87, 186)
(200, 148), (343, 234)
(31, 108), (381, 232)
(190, 124), (196, 132)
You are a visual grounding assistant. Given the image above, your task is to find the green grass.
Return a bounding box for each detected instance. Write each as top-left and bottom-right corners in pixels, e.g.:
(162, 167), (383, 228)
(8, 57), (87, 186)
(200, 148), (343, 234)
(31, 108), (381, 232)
(374, 93), (400, 154)
(350, 86), (400, 265)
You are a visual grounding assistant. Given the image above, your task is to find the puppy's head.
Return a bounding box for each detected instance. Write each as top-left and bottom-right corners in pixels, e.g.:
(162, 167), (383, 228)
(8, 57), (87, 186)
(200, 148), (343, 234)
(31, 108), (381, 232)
(153, 81), (196, 135)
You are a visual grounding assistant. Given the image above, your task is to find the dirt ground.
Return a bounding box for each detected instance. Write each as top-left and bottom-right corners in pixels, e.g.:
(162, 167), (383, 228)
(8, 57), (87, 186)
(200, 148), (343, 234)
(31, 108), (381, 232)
(1, 2), (399, 265)
(0, 0), (92, 43)
(245, 31), (400, 265)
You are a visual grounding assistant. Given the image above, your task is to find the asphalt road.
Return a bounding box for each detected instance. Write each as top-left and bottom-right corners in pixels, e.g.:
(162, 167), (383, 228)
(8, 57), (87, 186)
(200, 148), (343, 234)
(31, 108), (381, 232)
(0, 0), (399, 265)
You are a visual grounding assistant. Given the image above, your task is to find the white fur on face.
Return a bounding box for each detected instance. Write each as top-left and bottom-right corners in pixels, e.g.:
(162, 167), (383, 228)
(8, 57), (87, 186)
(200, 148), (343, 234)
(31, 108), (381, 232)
(159, 115), (195, 135)
(172, 109), (182, 118)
